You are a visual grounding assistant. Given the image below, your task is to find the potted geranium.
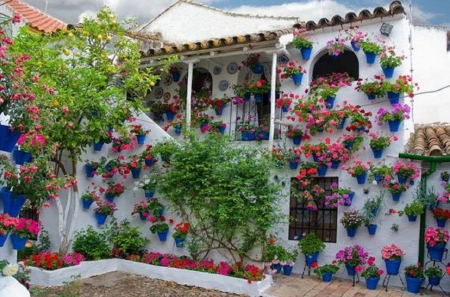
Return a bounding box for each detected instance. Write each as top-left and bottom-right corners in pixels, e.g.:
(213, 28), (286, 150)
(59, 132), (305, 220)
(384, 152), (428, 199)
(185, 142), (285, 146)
(141, 144), (158, 166)
(383, 75), (418, 102)
(295, 162), (318, 186)
(379, 48), (404, 78)
(318, 142), (350, 168)
(313, 261), (340, 282)
(309, 72), (353, 107)
(392, 160), (420, 183)
(149, 215), (170, 242)
(131, 200), (152, 221)
(368, 132), (397, 158)
(276, 93), (297, 112)
(361, 257), (384, 290)
(169, 66), (181, 82)
(431, 208), (450, 227)
(404, 263), (424, 294)
(387, 182), (408, 201)
(424, 266), (444, 287)
(340, 210), (364, 237)
(425, 227), (449, 261)
(245, 80), (271, 102)
(172, 221), (189, 247)
(335, 244), (369, 276)
(291, 28), (313, 60)
(346, 107), (372, 133)
(241, 53), (263, 74)
(207, 96), (231, 116)
(93, 200), (117, 225)
(359, 38), (383, 64)
(399, 200), (424, 222)
(80, 185), (101, 210)
(324, 183), (354, 208)
(284, 148), (301, 169)
(265, 239), (298, 275)
(101, 181), (126, 202)
(10, 217), (40, 250)
(298, 232), (325, 267)
(375, 104), (411, 132)
(326, 37), (345, 56)
(297, 185), (325, 211)
(126, 154), (143, 178)
(343, 160), (371, 184)
(285, 126), (304, 145)
(381, 244), (404, 276)
(344, 26), (366, 50)
(355, 76), (386, 99)
(129, 124), (150, 144)
(368, 164), (394, 185)
(0, 214), (14, 247)
(342, 133), (363, 152)
(279, 61), (306, 85)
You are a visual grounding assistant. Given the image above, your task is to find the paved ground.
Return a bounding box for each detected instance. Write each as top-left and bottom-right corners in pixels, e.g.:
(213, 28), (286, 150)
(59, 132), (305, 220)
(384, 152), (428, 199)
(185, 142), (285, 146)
(265, 272), (446, 297)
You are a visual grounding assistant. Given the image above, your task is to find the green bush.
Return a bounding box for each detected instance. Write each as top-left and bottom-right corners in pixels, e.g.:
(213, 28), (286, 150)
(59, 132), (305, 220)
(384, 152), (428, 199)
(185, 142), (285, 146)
(72, 226), (111, 260)
(109, 220), (148, 257)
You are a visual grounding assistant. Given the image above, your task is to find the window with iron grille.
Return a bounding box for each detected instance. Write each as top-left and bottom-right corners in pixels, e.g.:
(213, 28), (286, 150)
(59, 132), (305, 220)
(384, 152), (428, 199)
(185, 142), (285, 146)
(289, 177), (338, 243)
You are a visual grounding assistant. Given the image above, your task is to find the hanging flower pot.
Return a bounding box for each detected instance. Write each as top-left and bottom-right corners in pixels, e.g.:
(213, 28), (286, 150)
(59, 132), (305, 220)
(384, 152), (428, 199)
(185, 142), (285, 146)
(174, 126), (182, 135)
(325, 96), (336, 109)
(95, 212), (108, 225)
(331, 160), (341, 169)
(145, 158), (155, 167)
(346, 227), (358, 238)
(387, 92), (400, 105)
(364, 52), (377, 64)
(0, 125), (21, 153)
(82, 199), (93, 210)
(337, 118), (347, 130)
(318, 164), (328, 176)
(371, 147), (384, 159)
(343, 192), (355, 206)
(172, 72), (181, 82)
(300, 47), (312, 60)
(388, 119), (401, 132)
(243, 92), (251, 101)
(289, 160), (299, 170)
(136, 135), (146, 145)
(10, 234), (27, 250)
(407, 215), (417, 222)
(282, 106), (289, 113)
(292, 73), (303, 86)
(367, 224), (377, 235)
(139, 213), (148, 221)
(436, 219), (447, 228)
(251, 64), (264, 74)
(166, 111), (175, 121)
(214, 105), (225, 116)
(350, 41), (360, 51)
(356, 172), (367, 184)
(157, 230), (169, 242)
(174, 237), (185, 248)
(382, 66), (395, 78)
(105, 193), (115, 203)
(93, 141), (104, 151)
(13, 149), (32, 166)
(3, 192), (26, 217)
(85, 164), (97, 178)
(145, 190), (155, 198)
(254, 93), (263, 103)
(131, 168), (141, 179)
(292, 136), (302, 145)
(391, 192), (402, 202)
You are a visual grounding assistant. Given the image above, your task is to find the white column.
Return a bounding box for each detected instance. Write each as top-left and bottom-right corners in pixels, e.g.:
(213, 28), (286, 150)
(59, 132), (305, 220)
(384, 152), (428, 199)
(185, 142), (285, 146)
(268, 52), (278, 152)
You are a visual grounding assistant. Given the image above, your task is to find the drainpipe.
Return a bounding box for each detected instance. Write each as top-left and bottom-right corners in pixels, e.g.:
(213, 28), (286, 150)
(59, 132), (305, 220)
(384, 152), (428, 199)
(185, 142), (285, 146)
(398, 153), (450, 264)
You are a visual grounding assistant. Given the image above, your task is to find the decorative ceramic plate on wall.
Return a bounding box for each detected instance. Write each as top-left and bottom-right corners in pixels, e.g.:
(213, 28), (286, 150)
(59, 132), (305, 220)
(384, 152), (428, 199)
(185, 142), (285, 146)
(278, 54), (290, 64)
(218, 80), (229, 91)
(226, 62), (238, 74)
(163, 75), (173, 86)
(163, 92), (171, 100)
(213, 66), (222, 75)
(154, 87), (163, 99)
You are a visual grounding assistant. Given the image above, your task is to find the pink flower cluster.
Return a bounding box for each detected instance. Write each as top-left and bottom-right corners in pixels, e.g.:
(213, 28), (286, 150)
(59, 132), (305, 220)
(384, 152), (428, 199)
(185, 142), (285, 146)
(12, 217), (41, 237)
(381, 244), (404, 260)
(342, 160), (371, 177)
(335, 244), (369, 266)
(62, 252), (85, 266)
(392, 161), (420, 180)
(424, 227), (449, 247)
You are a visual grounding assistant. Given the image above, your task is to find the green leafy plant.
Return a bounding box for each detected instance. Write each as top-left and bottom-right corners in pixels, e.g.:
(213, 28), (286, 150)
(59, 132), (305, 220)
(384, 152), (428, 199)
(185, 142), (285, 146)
(361, 190), (384, 225)
(109, 220), (148, 257)
(359, 38), (382, 54)
(298, 232), (326, 256)
(380, 48), (403, 68)
(404, 263), (424, 279)
(400, 200), (425, 216)
(291, 29), (313, 49)
(424, 266), (443, 278)
(361, 261), (384, 279)
(313, 262), (340, 276)
(72, 226), (111, 260)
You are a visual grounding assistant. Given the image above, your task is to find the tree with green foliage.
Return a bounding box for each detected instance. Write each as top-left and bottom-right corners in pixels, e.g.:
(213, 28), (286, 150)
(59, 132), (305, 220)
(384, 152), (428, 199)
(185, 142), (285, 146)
(157, 132), (284, 262)
(1, 7), (175, 254)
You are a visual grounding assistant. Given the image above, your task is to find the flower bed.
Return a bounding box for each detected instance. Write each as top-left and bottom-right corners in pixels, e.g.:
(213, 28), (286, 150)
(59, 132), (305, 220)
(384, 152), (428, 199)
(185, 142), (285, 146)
(28, 258), (273, 296)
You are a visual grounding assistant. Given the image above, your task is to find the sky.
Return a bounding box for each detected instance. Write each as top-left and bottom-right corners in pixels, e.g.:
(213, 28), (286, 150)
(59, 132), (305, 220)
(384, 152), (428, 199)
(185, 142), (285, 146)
(19, 0), (450, 28)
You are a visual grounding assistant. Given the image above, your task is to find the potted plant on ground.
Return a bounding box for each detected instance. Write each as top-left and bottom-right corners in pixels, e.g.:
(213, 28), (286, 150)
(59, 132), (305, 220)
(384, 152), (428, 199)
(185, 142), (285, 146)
(361, 257), (384, 290)
(381, 244), (404, 276)
(313, 261), (340, 282)
(340, 210), (364, 237)
(404, 263), (424, 294)
(265, 238), (298, 275)
(298, 232), (326, 267)
(335, 244), (369, 276)
(424, 265), (444, 287)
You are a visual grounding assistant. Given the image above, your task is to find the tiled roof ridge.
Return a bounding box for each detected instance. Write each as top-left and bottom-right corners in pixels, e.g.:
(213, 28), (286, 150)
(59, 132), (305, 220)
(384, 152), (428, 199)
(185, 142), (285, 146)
(406, 123), (450, 156)
(5, 0), (66, 32)
(139, 0), (299, 32)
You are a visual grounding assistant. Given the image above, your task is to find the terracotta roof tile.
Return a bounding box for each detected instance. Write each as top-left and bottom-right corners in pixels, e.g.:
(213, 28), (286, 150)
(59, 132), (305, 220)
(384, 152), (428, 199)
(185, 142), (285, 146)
(5, 0), (66, 33)
(405, 124), (450, 156)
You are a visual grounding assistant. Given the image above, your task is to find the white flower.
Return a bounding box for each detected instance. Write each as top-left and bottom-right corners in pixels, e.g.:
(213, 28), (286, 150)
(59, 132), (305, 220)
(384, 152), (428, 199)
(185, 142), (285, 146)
(133, 187), (139, 191)
(2, 264), (18, 276)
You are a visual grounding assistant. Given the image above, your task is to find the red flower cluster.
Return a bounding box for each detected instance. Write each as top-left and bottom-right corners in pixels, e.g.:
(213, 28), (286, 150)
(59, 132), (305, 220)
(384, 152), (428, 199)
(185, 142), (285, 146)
(25, 252), (85, 270)
(432, 208), (450, 221)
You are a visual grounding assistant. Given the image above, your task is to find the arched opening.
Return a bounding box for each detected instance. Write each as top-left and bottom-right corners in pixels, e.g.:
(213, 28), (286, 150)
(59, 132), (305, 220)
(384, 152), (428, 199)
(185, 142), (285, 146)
(178, 67), (213, 110)
(312, 50), (359, 80)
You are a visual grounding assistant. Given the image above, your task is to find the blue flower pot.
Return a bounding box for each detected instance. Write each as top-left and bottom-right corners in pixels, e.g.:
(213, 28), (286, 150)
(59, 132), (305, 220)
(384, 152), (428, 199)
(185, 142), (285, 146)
(293, 136), (302, 145)
(388, 119), (401, 132)
(318, 164), (328, 176)
(344, 192), (355, 206)
(331, 160), (341, 169)
(337, 118), (346, 130)
(387, 92), (400, 105)
(382, 66), (395, 78)
(0, 125), (21, 153)
(392, 192), (402, 202)
(371, 148), (384, 159)
(405, 276), (424, 294)
(254, 94), (263, 103)
(244, 93), (251, 101)
(93, 141), (104, 151)
(85, 164), (96, 178)
(428, 276), (441, 286)
(345, 264), (356, 276)
(172, 73), (181, 82)
(175, 127), (182, 135)
(139, 213), (147, 221)
(157, 230), (169, 242)
(105, 193), (115, 203)
(3, 192), (25, 217)
(166, 111), (175, 121)
(131, 168), (141, 179)
(10, 234), (27, 250)
(273, 263), (282, 274)
(364, 52), (376, 64)
(436, 219), (447, 228)
(175, 237), (185, 248)
(407, 215), (417, 222)
(322, 272), (333, 282)
(305, 252), (319, 267)
(292, 73), (303, 86)
(366, 277), (380, 290)
(136, 135), (146, 145)
(145, 158), (155, 167)
(215, 105), (225, 116)
(251, 64), (264, 74)
(82, 199), (93, 210)
(95, 213), (108, 225)
(350, 41), (360, 51)
(427, 243), (447, 261)
(367, 93), (376, 100)
(367, 224), (377, 235)
(384, 259), (401, 275)
(13, 149), (32, 165)
(282, 265), (293, 276)
(312, 154), (319, 163)
(397, 175), (408, 184)
(346, 227), (358, 238)
(300, 47), (312, 60)
(289, 160), (299, 170)
(145, 190), (155, 198)
(0, 233), (8, 247)
(282, 106), (289, 113)
(344, 141), (354, 150)
(356, 172), (367, 184)
(325, 96), (336, 109)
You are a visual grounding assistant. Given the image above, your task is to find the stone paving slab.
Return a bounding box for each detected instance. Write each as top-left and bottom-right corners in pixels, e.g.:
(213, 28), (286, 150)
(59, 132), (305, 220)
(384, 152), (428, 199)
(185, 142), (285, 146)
(263, 273), (447, 297)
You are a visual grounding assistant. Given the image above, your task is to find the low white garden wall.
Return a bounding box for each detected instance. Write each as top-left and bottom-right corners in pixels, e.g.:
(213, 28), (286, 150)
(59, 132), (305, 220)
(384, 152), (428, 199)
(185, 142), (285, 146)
(29, 259), (273, 297)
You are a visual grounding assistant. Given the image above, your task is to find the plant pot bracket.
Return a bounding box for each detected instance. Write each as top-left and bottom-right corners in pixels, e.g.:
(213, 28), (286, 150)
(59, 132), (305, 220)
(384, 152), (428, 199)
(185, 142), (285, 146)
(382, 273), (405, 292)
